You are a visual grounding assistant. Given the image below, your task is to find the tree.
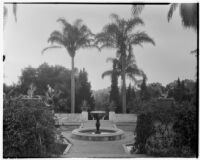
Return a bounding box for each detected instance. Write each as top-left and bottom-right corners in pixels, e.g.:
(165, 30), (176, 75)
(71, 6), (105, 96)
(140, 77), (150, 101)
(109, 60), (120, 112)
(96, 13), (155, 113)
(75, 68), (95, 113)
(42, 18), (94, 113)
(168, 3), (197, 55)
(168, 3), (197, 31)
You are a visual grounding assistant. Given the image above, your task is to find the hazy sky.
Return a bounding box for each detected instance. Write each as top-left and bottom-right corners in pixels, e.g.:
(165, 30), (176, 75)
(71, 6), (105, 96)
(4, 3), (197, 90)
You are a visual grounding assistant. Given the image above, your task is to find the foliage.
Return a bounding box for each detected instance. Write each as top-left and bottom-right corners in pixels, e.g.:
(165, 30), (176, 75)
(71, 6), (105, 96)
(43, 18), (95, 113)
(167, 78), (195, 103)
(96, 13), (155, 113)
(93, 88), (110, 111)
(173, 102), (197, 156)
(134, 112), (154, 153)
(75, 68), (95, 113)
(109, 60), (120, 112)
(168, 3), (197, 30)
(3, 98), (57, 158)
(133, 99), (197, 157)
(6, 63), (94, 113)
(140, 77), (150, 101)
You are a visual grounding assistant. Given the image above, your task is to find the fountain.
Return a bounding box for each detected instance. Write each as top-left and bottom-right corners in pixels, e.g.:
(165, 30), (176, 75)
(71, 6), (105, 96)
(71, 110), (125, 141)
(90, 111), (106, 134)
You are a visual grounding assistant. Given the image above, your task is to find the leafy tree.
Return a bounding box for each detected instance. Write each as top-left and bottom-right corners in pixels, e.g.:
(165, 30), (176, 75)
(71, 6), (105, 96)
(42, 18), (94, 113)
(147, 82), (164, 98)
(167, 78), (192, 103)
(75, 68), (95, 113)
(96, 13), (155, 113)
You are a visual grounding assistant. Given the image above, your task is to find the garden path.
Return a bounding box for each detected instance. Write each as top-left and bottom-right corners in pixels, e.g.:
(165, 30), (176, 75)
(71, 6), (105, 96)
(61, 120), (146, 158)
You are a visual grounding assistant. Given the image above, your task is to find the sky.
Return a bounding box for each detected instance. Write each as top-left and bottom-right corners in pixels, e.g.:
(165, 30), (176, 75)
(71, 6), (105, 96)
(3, 3), (197, 90)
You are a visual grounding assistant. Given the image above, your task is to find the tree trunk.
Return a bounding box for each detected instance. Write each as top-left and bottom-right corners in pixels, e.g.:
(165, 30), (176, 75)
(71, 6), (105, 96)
(121, 53), (126, 113)
(71, 56), (75, 113)
(121, 46), (126, 113)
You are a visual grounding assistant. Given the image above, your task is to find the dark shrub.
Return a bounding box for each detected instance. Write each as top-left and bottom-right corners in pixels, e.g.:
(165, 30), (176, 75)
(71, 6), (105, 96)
(173, 102), (197, 156)
(134, 113), (154, 153)
(3, 98), (57, 158)
(133, 99), (197, 157)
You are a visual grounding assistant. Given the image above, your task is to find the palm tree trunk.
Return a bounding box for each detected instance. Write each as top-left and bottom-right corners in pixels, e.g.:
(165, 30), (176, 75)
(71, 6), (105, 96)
(121, 54), (126, 113)
(71, 56), (75, 113)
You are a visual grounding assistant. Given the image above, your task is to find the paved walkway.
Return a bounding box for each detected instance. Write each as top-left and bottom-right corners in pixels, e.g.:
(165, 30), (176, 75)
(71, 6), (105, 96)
(61, 120), (146, 158)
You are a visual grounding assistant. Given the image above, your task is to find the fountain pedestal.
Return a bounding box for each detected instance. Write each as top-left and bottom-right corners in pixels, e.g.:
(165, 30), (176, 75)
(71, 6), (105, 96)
(90, 111), (106, 134)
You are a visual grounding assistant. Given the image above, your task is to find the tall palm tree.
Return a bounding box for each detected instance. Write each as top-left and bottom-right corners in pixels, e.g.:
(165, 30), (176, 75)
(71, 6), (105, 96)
(42, 18), (94, 113)
(96, 14), (155, 113)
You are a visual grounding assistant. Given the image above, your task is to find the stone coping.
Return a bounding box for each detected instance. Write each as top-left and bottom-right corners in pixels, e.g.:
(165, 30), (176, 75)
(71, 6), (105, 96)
(71, 127), (125, 141)
(63, 139), (72, 155)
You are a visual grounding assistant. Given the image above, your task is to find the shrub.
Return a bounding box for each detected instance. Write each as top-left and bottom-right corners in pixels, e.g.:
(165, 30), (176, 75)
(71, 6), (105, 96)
(133, 99), (197, 157)
(3, 98), (57, 158)
(173, 102), (197, 156)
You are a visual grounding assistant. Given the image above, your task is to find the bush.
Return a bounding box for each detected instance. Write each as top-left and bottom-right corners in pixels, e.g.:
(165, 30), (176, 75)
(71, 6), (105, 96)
(133, 99), (197, 157)
(173, 102), (197, 156)
(3, 98), (57, 158)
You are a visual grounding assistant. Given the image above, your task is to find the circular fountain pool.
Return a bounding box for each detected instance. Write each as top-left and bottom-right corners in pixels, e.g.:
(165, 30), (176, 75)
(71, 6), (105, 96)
(71, 127), (125, 141)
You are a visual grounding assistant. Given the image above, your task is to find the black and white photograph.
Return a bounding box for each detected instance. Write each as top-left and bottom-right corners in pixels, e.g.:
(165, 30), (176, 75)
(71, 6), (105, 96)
(3, 2), (198, 158)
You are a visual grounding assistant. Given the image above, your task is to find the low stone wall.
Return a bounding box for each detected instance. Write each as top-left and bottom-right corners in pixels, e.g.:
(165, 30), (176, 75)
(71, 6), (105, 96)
(109, 112), (137, 123)
(55, 113), (87, 125)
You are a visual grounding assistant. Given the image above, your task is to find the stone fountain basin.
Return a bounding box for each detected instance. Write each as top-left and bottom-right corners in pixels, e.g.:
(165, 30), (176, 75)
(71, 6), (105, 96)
(71, 127), (125, 141)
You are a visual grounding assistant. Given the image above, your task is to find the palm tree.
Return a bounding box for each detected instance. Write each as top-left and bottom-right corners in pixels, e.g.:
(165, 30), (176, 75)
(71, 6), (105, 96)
(42, 18), (94, 113)
(96, 14), (155, 113)
(102, 51), (146, 88)
(168, 3), (197, 31)
(168, 3), (198, 55)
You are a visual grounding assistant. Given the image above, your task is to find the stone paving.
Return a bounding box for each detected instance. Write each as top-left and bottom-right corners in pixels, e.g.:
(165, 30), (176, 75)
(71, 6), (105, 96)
(61, 120), (146, 158)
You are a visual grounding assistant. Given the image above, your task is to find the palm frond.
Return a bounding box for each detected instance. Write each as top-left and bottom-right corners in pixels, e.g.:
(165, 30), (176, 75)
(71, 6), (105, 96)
(13, 3), (17, 22)
(131, 5), (145, 17)
(102, 70), (113, 79)
(106, 57), (120, 65)
(41, 45), (62, 54)
(167, 3), (178, 22)
(130, 31), (155, 46)
(191, 48), (197, 57)
(57, 18), (72, 30)
(95, 32), (116, 50)
(125, 17), (144, 34)
(103, 23), (120, 36)
(179, 4), (197, 30)
(109, 13), (121, 24)
(48, 30), (64, 46)
(4, 6), (7, 18)
(73, 19), (83, 28)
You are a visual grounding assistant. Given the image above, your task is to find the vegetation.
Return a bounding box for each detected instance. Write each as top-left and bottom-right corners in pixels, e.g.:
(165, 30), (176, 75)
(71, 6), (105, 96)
(3, 98), (59, 157)
(75, 68), (95, 113)
(4, 63), (94, 113)
(96, 13), (155, 113)
(43, 18), (95, 113)
(133, 78), (197, 157)
(109, 60), (120, 112)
